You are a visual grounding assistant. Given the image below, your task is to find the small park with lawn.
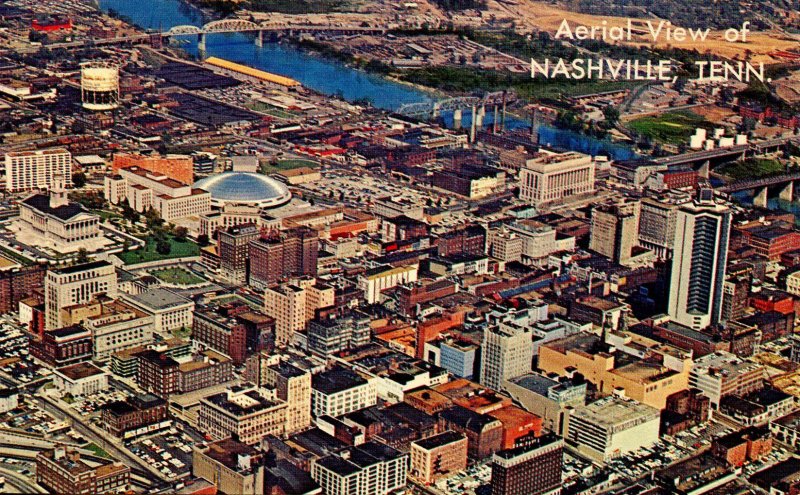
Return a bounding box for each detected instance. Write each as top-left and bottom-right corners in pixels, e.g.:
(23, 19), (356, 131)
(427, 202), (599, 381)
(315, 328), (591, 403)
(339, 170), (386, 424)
(151, 267), (205, 286)
(261, 158), (319, 174)
(116, 234), (199, 265)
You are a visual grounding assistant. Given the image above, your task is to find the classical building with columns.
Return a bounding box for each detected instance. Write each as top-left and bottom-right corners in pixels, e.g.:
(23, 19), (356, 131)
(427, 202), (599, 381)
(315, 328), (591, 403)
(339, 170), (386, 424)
(519, 151), (596, 208)
(15, 175), (101, 252)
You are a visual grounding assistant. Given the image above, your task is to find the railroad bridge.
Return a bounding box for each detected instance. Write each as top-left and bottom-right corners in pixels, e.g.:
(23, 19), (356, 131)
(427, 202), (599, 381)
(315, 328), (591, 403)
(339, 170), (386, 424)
(163, 19), (388, 50)
(718, 172), (800, 207)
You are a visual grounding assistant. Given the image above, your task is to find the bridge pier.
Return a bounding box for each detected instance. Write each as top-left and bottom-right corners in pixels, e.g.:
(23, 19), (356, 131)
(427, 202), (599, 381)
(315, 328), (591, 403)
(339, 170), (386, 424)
(255, 30), (263, 47)
(475, 105), (485, 129)
(698, 160), (710, 180)
(492, 104), (499, 134)
(470, 106), (477, 143)
(432, 102), (441, 119)
(754, 186), (769, 208)
(779, 181), (795, 202)
(453, 108), (462, 130)
(197, 33), (206, 52)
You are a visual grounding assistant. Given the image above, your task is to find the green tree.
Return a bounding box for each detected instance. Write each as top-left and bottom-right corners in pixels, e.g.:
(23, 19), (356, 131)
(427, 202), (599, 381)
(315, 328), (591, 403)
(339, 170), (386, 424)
(76, 248), (89, 263)
(174, 226), (189, 242)
(71, 172), (87, 188)
(603, 105), (620, 126)
(145, 207), (164, 230)
(197, 234), (210, 247)
(156, 239), (171, 255)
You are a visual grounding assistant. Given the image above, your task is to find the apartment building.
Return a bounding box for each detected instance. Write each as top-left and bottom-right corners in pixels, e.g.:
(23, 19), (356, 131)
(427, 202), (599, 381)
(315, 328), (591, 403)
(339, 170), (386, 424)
(5, 148), (71, 192)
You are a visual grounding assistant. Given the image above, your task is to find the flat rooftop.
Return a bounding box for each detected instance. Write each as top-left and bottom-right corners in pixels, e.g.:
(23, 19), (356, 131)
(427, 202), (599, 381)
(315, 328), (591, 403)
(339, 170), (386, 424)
(55, 362), (105, 381)
(571, 397), (660, 431)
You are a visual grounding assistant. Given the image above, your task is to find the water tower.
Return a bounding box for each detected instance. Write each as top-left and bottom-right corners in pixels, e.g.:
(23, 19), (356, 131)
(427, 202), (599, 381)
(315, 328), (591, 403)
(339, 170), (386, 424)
(81, 62), (119, 111)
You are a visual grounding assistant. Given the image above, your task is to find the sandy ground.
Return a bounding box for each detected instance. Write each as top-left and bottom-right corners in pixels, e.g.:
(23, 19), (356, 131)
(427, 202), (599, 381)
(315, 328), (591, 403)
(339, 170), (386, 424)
(483, 0), (799, 63)
(241, 0), (797, 64)
(690, 104), (737, 121)
(773, 70), (800, 104)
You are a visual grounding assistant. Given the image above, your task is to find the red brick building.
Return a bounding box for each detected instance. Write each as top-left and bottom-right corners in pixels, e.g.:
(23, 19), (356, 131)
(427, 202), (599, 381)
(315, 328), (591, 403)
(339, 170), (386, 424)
(30, 325), (92, 368)
(0, 264), (45, 315)
(135, 349), (179, 398)
(711, 426), (772, 467)
(436, 225), (486, 257)
(488, 406), (543, 450)
(193, 302), (274, 365)
(102, 394), (169, 438)
(112, 153), (194, 185)
(394, 279), (457, 316)
(248, 227), (319, 289)
(661, 170), (699, 190)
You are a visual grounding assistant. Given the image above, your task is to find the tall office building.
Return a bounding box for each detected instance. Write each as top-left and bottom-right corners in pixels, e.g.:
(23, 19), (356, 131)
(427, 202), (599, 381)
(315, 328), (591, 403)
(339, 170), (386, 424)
(45, 261), (118, 330)
(491, 435), (563, 495)
(589, 200), (640, 265)
(264, 362), (312, 434)
(5, 148), (71, 192)
(638, 197), (680, 259)
(668, 194), (731, 330)
(218, 223), (260, 285)
(480, 323), (533, 391)
(248, 227), (319, 289)
(264, 284), (306, 346)
(519, 152), (595, 208)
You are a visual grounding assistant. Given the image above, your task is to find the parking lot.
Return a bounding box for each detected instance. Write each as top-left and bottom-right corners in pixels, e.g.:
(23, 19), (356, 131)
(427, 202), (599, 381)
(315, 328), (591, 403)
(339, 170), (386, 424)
(431, 462), (491, 495)
(129, 429), (196, 480)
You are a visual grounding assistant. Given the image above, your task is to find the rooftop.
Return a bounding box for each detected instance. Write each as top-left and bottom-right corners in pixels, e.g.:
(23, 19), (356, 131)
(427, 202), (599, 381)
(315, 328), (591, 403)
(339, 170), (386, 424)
(125, 288), (192, 311)
(55, 362), (105, 381)
(571, 397), (660, 431)
(413, 431), (465, 451)
(312, 366), (368, 395)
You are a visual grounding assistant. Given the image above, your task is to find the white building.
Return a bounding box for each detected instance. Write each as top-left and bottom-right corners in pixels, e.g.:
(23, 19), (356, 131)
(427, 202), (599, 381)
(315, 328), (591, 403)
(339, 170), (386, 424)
(311, 442), (408, 495)
(78, 299), (155, 361)
(105, 166), (211, 222)
(45, 260), (118, 330)
(311, 366), (377, 418)
(566, 397), (660, 464)
(16, 175), (102, 253)
(358, 264), (418, 304)
(668, 198), (731, 330)
(264, 284), (307, 346)
(786, 270), (800, 297)
(198, 386), (288, 445)
(0, 388), (19, 413)
(5, 148), (71, 192)
(480, 322), (533, 391)
(519, 151), (595, 208)
(688, 351), (765, 408)
(487, 227), (523, 263)
(52, 362), (109, 397)
(507, 221), (574, 266)
(121, 288), (194, 334)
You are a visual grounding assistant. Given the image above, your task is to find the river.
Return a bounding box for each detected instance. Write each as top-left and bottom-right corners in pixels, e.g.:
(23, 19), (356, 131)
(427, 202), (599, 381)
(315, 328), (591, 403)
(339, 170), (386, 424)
(98, 0), (637, 160)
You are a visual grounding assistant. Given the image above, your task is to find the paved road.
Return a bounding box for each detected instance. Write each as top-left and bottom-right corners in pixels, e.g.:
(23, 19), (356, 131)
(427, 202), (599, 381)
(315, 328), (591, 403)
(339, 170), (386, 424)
(32, 395), (163, 485)
(0, 466), (46, 494)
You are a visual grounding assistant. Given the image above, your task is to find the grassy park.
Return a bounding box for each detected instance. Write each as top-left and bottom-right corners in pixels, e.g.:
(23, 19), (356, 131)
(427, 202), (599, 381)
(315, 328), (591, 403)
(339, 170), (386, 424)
(117, 235), (199, 265)
(261, 158), (319, 174)
(151, 267), (205, 285)
(627, 111), (710, 145)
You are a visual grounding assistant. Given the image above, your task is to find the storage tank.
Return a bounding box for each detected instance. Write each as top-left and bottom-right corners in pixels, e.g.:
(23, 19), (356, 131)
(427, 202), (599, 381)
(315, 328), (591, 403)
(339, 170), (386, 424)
(81, 63), (119, 111)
